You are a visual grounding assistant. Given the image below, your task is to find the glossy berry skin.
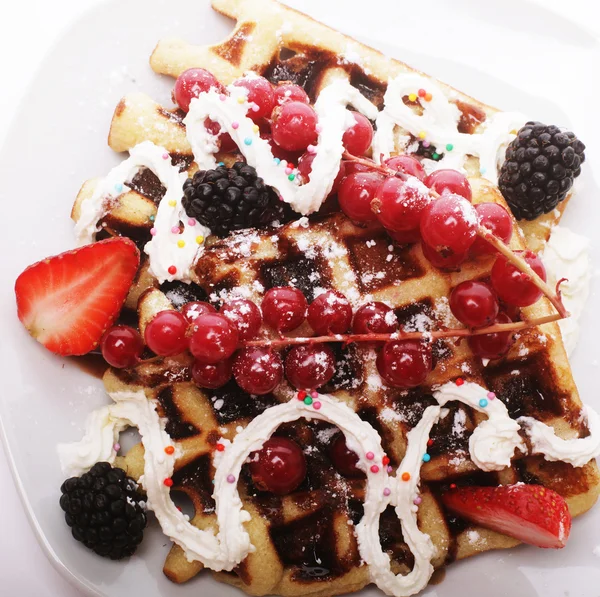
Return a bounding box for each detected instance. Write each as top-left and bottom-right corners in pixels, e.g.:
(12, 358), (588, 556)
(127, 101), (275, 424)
(189, 313), (239, 364)
(144, 310), (190, 357)
(352, 302), (398, 335)
(491, 250), (546, 307)
(285, 343), (336, 390)
(387, 227), (421, 245)
(449, 281), (499, 328)
(424, 169), (472, 202)
(385, 155), (426, 181)
(220, 299), (262, 341)
(421, 241), (469, 270)
(272, 101), (318, 152)
(307, 290), (353, 335)
(261, 287), (307, 333)
(343, 161), (373, 176)
(181, 301), (216, 324)
(101, 325), (143, 368)
(374, 177), (431, 232)
(298, 153), (346, 193)
(376, 340), (432, 388)
(173, 68), (224, 112)
(342, 112), (374, 156)
(329, 435), (364, 478)
(191, 358), (233, 389)
(233, 347), (283, 395)
(204, 118), (237, 153)
(338, 172), (384, 223)
(420, 194), (478, 255)
(471, 202), (513, 256)
(263, 134), (302, 164)
(468, 312), (514, 359)
(233, 75), (275, 120)
(249, 437), (307, 495)
(273, 83), (310, 106)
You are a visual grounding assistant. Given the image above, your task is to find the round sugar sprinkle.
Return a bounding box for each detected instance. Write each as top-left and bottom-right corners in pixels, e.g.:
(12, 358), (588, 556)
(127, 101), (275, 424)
(219, 94), (226, 102)
(487, 391), (496, 400)
(387, 466), (393, 473)
(196, 235), (204, 245)
(445, 143), (454, 152)
(425, 92), (433, 102)
(413, 496), (422, 505)
(177, 240), (185, 248)
(163, 478), (174, 488)
(188, 218), (196, 226)
(422, 140), (430, 148)
(162, 152), (169, 160)
(274, 157), (281, 165)
(149, 215), (155, 222)
(171, 225), (180, 234)
(422, 453), (431, 463)
(432, 152), (440, 160)
(231, 121), (239, 129)
(252, 124), (260, 133)
(366, 452), (374, 461)
(168, 266), (177, 275)
(307, 144), (317, 154)
(418, 131), (427, 139)
(150, 228), (157, 236)
(408, 93), (417, 102)
(288, 174), (296, 181)
(168, 199), (177, 207)
(383, 488), (391, 497)
(480, 167), (487, 175)
(297, 390), (307, 400)
(316, 124), (323, 133)
(303, 396), (313, 406)
(401, 472), (411, 482)
(310, 391), (318, 399)
(479, 398), (489, 408)
(237, 96), (246, 104)
(115, 183), (124, 193)
(455, 378), (464, 386)
(285, 167), (293, 175)
(370, 465), (380, 473)
(313, 401), (321, 410)
(164, 446), (175, 455)
(251, 103), (260, 112)
(113, 443), (120, 452)
(218, 162), (225, 167)
(227, 474), (236, 483)
(216, 443), (225, 452)
(244, 137), (252, 146)
(418, 88), (426, 98)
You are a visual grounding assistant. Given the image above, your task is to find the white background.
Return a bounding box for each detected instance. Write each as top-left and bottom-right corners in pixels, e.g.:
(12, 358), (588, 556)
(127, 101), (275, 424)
(1, 1), (598, 595)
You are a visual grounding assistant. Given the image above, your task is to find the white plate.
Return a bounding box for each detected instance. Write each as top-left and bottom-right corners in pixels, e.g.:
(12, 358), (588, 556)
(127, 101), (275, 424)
(1, 1), (599, 596)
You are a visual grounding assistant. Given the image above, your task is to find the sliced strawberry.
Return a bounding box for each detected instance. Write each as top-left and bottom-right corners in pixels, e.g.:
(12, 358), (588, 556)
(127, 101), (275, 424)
(442, 483), (571, 549)
(15, 237), (140, 356)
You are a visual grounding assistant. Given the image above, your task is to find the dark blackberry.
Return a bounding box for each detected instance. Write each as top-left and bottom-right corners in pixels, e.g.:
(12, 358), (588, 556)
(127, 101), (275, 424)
(498, 121), (585, 220)
(182, 162), (296, 237)
(59, 462), (147, 560)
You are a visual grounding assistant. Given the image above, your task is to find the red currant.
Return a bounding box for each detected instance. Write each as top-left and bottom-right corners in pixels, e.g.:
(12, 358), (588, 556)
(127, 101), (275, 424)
(343, 161), (373, 176)
(468, 312), (514, 359)
(233, 347), (283, 395)
(285, 343), (335, 390)
(298, 154), (346, 193)
(342, 112), (374, 156)
(352, 302), (398, 335)
(145, 311), (190, 357)
(387, 227), (421, 245)
(338, 172), (384, 223)
(181, 301), (216, 324)
(307, 290), (352, 335)
(470, 202), (513, 256)
(329, 435), (364, 478)
(101, 325), (143, 368)
(491, 250), (546, 307)
(189, 313), (239, 364)
(249, 437), (306, 495)
(424, 169), (472, 202)
(374, 176), (431, 232)
(233, 75), (275, 120)
(273, 83), (310, 106)
(420, 194), (478, 255)
(385, 155), (426, 181)
(421, 241), (468, 270)
(191, 358), (232, 389)
(263, 134), (302, 164)
(204, 118), (238, 153)
(220, 299), (262, 341)
(261, 287), (307, 333)
(449, 281), (499, 328)
(173, 68), (224, 112)
(376, 340), (432, 388)
(272, 101), (318, 152)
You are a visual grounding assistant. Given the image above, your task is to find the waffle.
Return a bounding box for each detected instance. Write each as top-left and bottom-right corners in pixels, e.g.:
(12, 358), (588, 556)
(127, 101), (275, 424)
(66, 1), (597, 595)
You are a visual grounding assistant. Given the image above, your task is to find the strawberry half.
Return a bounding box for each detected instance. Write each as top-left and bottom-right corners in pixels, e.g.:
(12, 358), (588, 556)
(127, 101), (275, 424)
(442, 483), (571, 549)
(15, 237), (140, 356)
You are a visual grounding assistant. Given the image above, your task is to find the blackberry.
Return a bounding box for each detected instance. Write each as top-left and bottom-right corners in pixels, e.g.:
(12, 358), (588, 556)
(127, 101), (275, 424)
(499, 122), (585, 220)
(182, 162), (295, 237)
(59, 462), (147, 560)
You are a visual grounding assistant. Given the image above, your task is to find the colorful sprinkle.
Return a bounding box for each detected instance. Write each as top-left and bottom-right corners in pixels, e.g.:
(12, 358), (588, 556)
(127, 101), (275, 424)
(231, 121), (239, 129)
(149, 215), (155, 222)
(162, 152), (169, 160)
(164, 478), (174, 487)
(171, 225), (180, 234)
(113, 443), (120, 452)
(425, 92), (433, 102)
(274, 157), (281, 165)
(244, 137), (253, 146)
(422, 140), (430, 148)
(177, 240), (185, 248)
(297, 390), (307, 400)
(445, 143), (454, 152)
(408, 93), (417, 102)
(288, 174), (296, 181)
(427, 439), (434, 447)
(165, 446), (175, 455)
(188, 218), (196, 226)
(307, 144), (317, 154)
(383, 488), (391, 497)
(401, 472), (411, 482)
(150, 228), (157, 236)
(382, 456), (390, 466)
(168, 266), (177, 275)
(432, 152), (440, 160)
(285, 167), (293, 175)
(487, 391), (496, 400)
(316, 124), (323, 134)
(479, 398), (489, 408)
(387, 466), (393, 473)
(168, 199), (177, 207)
(252, 124), (260, 133)
(227, 474), (236, 483)
(418, 88), (426, 98)
(304, 396), (313, 405)
(449, 483), (457, 489)
(313, 401), (322, 410)
(366, 452), (375, 461)
(310, 390), (318, 399)
(218, 162), (225, 167)
(196, 235), (205, 245)
(413, 496), (422, 505)
(370, 465), (380, 473)
(251, 103), (260, 113)
(418, 131), (427, 139)
(219, 94), (227, 102)
(115, 183), (124, 193)
(455, 378), (464, 386)
(237, 96), (246, 104)
(216, 443), (225, 452)
(480, 167), (487, 175)
(422, 453), (431, 463)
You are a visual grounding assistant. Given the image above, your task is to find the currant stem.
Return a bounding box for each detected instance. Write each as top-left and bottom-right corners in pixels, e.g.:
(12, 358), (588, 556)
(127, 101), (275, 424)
(243, 312), (564, 349)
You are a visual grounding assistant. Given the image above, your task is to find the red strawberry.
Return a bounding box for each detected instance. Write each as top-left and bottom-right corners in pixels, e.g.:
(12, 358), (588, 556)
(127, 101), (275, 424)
(442, 483), (571, 549)
(15, 238), (140, 356)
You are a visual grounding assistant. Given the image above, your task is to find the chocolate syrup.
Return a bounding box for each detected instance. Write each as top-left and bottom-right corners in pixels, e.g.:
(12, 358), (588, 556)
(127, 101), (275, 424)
(156, 386), (200, 440)
(69, 352), (109, 379)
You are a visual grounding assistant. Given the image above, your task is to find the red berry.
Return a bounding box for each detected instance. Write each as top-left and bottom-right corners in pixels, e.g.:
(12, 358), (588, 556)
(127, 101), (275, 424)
(233, 75), (275, 120)
(233, 347), (283, 395)
(491, 250), (546, 307)
(420, 194), (478, 255)
(191, 358), (232, 389)
(376, 340), (432, 388)
(424, 169), (472, 202)
(385, 155), (426, 181)
(421, 241), (469, 270)
(285, 343), (335, 390)
(338, 172), (384, 223)
(343, 161), (373, 176)
(468, 312), (514, 359)
(342, 112), (374, 156)
(220, 299), (262, 341)
(298, 153), (345, 193)
(263, 133), (302, 164)
(374, 176), (431, 232)
(145, 310), (190, 357)
(272, 101), (318, 152)
(307, 290), (352, 335)
(189, 313), (239, 364)
(449, 281), (499, 328)
(329, 435), (364, 478)
(101, 325), (143, 368)
(181, 301), (216, 324)
(273, 83), (310, 106)
(387, 227), (421, 245)
(352, 302), (398, 335)
(261, 287), (307, 332)
(173, 68), (224, 112)
(471, 202), (513, 256)
(249, 437), (306, 495)
(204, 118), (238, 153)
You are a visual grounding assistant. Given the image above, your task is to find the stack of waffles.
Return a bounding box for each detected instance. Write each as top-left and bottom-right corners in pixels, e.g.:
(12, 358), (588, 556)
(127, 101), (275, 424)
(68, 1), (599, 596)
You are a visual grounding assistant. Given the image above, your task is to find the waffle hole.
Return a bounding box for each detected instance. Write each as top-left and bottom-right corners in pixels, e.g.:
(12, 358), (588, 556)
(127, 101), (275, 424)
(279, 47), (297, 61)
(116, 427), (142, 456)
(170, 490), (196, 521)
